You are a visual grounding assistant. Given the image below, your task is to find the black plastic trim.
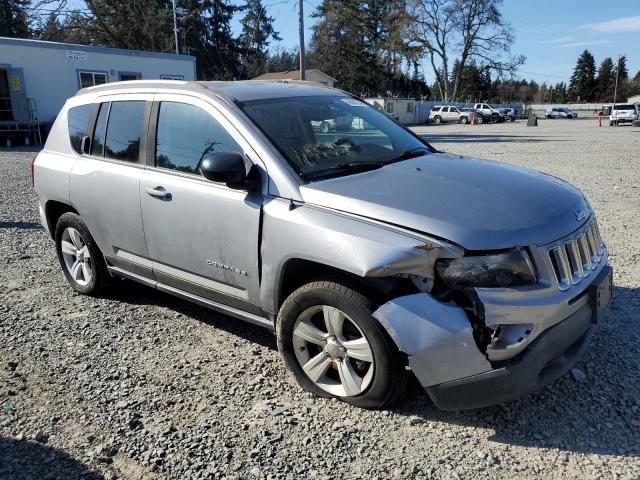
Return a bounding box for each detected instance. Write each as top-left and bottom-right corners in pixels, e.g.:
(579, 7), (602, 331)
(425, 301), (594, 410)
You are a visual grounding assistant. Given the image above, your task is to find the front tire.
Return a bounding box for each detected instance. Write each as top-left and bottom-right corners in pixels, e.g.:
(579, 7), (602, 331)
(433, 115), (441, 124)
(320, 121), (330, 134)
(55, 212), (111, 296)
(460, 116), (468, 124)
(277, 281), (406, 409)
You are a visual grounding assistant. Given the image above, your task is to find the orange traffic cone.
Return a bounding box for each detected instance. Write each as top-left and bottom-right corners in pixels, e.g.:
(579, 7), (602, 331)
(470, 115), (476, 126)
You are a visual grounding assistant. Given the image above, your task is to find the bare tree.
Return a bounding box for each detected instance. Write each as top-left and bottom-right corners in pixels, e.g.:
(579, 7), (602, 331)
(408, 0), (525, 100)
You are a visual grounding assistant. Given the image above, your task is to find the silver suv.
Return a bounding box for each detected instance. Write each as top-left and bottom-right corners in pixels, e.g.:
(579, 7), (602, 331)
(34, 81), (612, 410)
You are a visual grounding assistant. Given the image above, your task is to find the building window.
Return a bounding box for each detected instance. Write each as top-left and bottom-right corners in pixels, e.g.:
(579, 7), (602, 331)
(119, 72), (140, 81)
(160, 74), (184, 80)
(79, 71), (107, 88)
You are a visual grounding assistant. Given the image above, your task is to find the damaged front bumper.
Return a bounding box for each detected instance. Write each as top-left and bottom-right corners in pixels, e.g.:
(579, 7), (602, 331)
(373, 263), (613, 411)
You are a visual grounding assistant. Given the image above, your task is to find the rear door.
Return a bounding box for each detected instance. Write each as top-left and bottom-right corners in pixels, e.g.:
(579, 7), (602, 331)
(140, 94), (264, 312)
(69, 95), (153, 279)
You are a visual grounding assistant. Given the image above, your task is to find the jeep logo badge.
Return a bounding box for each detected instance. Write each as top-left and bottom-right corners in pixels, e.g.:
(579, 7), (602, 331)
(574, 209), (587, 222)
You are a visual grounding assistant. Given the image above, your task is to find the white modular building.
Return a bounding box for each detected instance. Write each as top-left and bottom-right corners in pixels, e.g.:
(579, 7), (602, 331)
(0, 37), (196, 143)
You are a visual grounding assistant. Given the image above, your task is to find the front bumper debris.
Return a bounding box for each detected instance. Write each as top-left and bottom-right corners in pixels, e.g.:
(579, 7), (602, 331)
(425, 300), (593, 410)
(373, 264), (612, 410)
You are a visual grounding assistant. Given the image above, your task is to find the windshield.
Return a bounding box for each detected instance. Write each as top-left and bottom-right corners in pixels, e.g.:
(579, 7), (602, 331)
(615, 105), (635, 110)
(237, 95), (432, 181)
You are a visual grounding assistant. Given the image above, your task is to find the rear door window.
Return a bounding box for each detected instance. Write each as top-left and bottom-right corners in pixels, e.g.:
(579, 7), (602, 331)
(67, 104), (94, 154)
(104, 101), (146, 162)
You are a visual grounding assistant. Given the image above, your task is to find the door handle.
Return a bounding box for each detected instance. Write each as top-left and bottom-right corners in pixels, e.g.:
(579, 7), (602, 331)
(145, 186), (172, 200)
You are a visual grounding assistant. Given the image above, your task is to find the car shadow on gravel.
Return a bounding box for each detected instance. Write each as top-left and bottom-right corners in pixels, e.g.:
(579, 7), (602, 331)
(0, 437), (103, 480)
(104, 280), (277, 350)
(0, 221), (44, 230)
(103, 280), (638, 458)
(390, 285), (640, 458)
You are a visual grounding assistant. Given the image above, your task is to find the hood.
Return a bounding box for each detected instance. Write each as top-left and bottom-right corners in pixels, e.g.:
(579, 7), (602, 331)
(300, 153), (589, 250)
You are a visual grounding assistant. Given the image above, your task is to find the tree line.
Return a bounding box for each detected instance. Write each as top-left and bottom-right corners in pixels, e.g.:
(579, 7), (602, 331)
(2, 0), (639, 102)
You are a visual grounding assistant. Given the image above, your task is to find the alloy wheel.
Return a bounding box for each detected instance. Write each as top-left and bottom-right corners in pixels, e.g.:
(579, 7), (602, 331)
(60, 227), (93, 286)
(292, 305), (374, 397)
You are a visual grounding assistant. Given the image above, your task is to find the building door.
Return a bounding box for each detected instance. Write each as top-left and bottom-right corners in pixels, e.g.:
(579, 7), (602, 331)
(0, 70), (13, 121)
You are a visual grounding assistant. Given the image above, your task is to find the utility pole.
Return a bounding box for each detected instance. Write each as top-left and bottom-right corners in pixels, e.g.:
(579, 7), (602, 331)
(298, 0), (306, 80)
(612, 54), (621, 107)
(172, 0), (179, 55)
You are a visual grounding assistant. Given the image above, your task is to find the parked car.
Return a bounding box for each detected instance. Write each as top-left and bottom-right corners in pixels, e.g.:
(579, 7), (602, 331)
(604, 104), (640, 126)
(545, 107), (578, 119)
(499, 108), (518, 122)
(458, 108), (487, 124)
(34, 81), (612, 410)
(473, 103), (502, 122)
(460, 108), (492, 124)
(429, 105), (463, 124)
(312, 115), (353, 133)
(457, 108), (476, 124)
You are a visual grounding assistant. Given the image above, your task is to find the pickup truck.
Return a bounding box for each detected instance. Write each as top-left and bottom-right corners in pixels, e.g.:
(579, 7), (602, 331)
(473, 103), (502, 122)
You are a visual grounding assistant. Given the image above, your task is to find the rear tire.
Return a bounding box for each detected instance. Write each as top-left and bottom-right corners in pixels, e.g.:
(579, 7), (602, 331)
(277, 281), (406, 409)
(55, 212), (111, 296)
(320, 121), (330, 134)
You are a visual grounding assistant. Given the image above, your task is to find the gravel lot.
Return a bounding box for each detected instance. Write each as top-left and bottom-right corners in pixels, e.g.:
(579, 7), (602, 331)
(1, 119), (639, 480)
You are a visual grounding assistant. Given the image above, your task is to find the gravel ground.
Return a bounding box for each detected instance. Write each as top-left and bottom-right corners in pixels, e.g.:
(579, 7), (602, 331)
(1, 119), (639, 480)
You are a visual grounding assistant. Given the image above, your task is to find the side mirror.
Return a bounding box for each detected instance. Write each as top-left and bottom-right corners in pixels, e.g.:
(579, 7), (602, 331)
(80, 135), (90, 154)
(199, 152), (246, 185)
(199, 151), (262, 193)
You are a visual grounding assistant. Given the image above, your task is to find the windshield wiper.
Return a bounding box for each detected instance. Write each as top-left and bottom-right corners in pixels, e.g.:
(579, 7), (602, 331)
(330, 147), (429, 172)
(383, 146), (429, 164)
(330, 160), (386, 171)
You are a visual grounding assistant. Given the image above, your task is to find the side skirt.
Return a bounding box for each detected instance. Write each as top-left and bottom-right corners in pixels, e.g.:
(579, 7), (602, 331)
(107, 265), (274, 331)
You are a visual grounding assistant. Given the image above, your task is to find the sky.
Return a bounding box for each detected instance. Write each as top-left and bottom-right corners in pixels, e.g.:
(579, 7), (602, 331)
(230, 0), (640, 85)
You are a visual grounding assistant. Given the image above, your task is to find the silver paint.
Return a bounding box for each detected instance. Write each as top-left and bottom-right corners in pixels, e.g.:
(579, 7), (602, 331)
(35, 80), (610, 397)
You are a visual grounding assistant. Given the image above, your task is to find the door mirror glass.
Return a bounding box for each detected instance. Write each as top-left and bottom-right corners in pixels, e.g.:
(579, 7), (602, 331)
(199, 152), (247, 186)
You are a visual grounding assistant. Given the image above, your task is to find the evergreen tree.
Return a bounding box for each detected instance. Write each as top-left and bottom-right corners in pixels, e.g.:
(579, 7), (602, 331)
(595, 57), (614, 102)
(181, 0), (243, 80)
(551, 82), (567, 103)
(614, 55), (628, 80)
(308, 0), (380, 95)
(0, 0), (30, 38)
(450, 60), (491, 100)
(308, 0), (428, 97)
(568, 50), (596, 101)
(239, 0), (281, 78)
(267, 47), (299, 72)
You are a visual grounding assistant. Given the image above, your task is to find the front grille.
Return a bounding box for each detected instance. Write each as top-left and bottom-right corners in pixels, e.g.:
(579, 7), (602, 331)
(548, 219), (604, 290)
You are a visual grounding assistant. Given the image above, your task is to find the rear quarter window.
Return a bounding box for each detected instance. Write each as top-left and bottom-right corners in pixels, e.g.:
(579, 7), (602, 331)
(67, 104), (94, 154)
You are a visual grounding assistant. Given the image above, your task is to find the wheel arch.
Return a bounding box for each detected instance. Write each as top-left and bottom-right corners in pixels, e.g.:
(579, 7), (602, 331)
(45, 200), (79, 238)
(275, 258), (394, 315)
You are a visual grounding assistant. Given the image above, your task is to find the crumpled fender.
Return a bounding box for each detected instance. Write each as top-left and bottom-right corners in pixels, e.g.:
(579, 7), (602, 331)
(373, 293), (493, 387)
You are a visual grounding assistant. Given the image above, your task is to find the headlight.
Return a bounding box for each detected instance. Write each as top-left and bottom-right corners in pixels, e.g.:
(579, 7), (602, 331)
(436, 250), (536, 288)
